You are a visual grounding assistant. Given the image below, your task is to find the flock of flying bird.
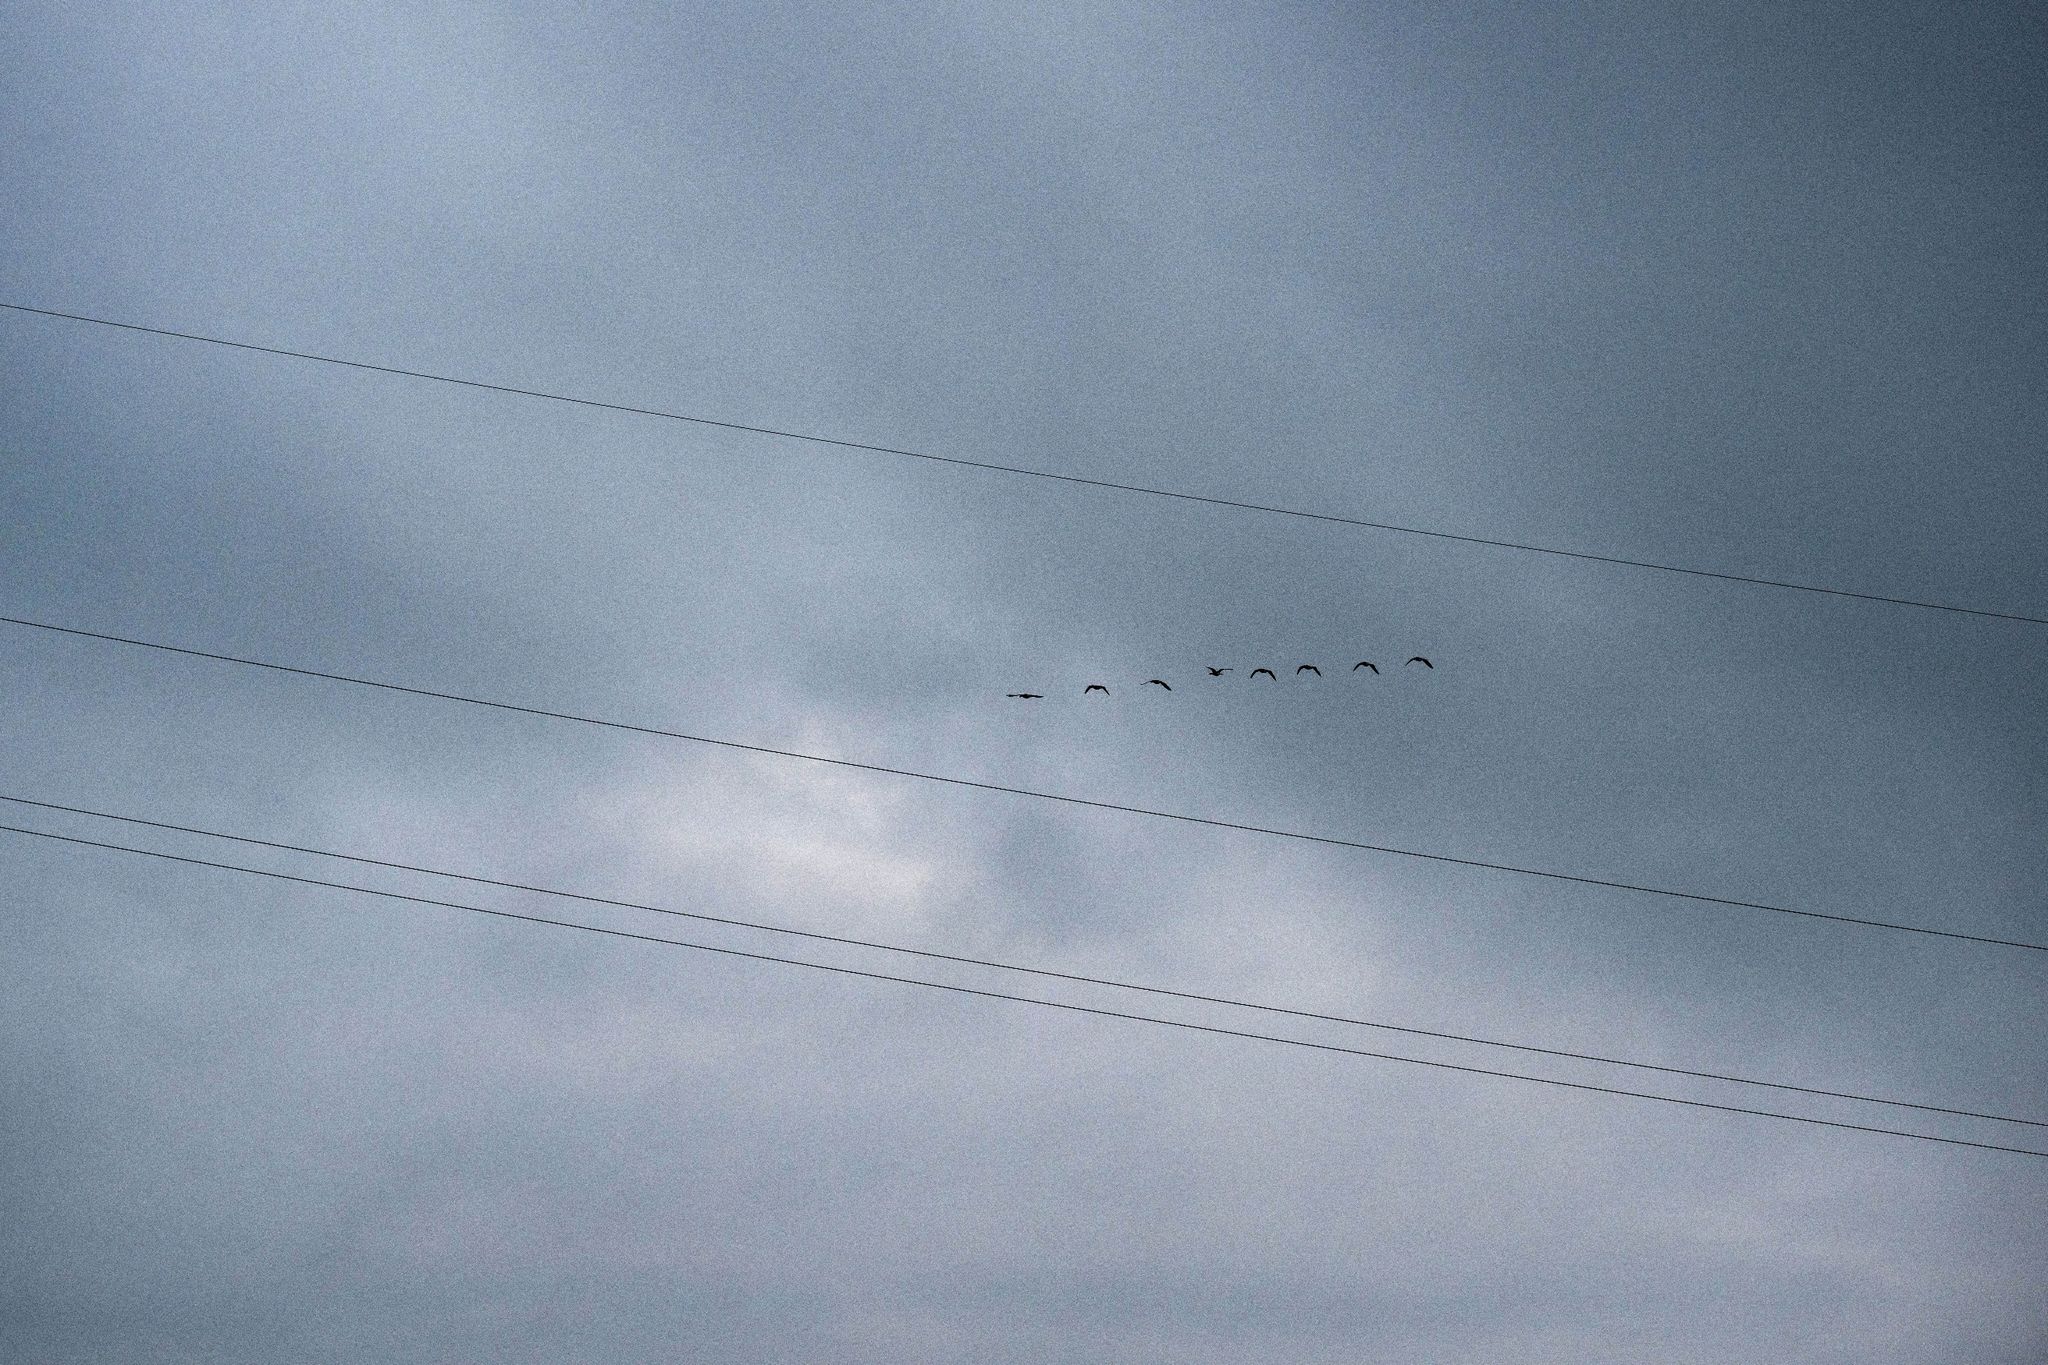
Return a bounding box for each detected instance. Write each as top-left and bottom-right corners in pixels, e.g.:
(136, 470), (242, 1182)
(1007, 657), (1434, 698)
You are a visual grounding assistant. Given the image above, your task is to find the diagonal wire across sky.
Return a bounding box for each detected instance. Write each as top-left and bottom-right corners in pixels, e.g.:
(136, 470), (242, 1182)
(5, 301), (2041, 627)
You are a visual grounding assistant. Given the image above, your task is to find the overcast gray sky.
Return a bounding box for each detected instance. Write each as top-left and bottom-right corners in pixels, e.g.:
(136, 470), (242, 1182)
(3, 3), (2044, 1361)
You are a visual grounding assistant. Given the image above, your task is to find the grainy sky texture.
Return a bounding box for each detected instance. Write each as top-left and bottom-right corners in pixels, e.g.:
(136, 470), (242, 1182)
(2, 4), (2045, 1361)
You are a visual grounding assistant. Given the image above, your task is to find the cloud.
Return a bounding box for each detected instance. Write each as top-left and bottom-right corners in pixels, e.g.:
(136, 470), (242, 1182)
(2, 2), (2045, 1362)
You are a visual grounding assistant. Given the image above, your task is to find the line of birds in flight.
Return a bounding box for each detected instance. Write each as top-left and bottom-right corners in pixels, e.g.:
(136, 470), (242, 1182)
(1007, 658), (1435, 698)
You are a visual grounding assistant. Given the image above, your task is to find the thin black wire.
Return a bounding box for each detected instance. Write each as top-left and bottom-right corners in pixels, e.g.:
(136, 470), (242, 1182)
(7, 612), (2043, 954)
(9, 792), (2033, 1127)
(3, 301), (2039, 628)
(5, 823), (2042, 1158)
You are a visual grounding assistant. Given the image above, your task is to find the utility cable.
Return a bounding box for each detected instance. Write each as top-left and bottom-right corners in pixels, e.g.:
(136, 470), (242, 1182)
(3, 301), (2038, 627)
(5, 612), (2041, 954)
(6, 791), (2034, 1126)
(4, 822), (2042, 1157)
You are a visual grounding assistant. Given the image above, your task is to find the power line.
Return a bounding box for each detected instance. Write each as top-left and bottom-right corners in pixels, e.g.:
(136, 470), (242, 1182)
(6, 612), (2042, 954)
(3, 300), (2039, 628)
(10, 791), (2033, 1127)
(4, 822), (2041, 1158)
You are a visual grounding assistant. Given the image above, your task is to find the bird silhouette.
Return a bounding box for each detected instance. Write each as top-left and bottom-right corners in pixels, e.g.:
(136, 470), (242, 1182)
(1006, 692), (1043, 699)
(1144, 679), (1172, 690)
(1296, 664), (1321, 676)
(1352, 661), (1378, 673)
(1406, 656), (1433, 668)
(1084, 684), (1110, 695)
(1205, 667), (1232, 676)
(1249, 668), (1277, 680)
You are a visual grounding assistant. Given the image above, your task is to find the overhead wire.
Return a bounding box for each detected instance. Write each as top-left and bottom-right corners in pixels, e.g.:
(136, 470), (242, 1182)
(7, 791), (2035, 1127)
(3, 612), (2042, 954)
(4, 821), (2042, 1157)
(3, 301), (2039, 627)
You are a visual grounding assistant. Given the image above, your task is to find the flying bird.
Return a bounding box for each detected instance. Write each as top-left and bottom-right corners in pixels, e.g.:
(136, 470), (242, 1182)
(1205, 667), (1232, 676)
(1249, 668), (1277, 680)
(1296, 664), (1321, 676)
(1406, 656), (1433, 668)
(1006, 692), (1043, 699)
(1352, 661), (1378, 673)
(1144, 679), (1172, 690)
(1084, 684), (1110, 695)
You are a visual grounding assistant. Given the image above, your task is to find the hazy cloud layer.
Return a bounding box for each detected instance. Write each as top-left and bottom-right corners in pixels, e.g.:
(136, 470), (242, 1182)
(3, 3), (2044, 1361)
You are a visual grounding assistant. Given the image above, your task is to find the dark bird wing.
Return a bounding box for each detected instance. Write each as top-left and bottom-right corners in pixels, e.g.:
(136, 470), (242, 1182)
(1085, 684), (1109, 694)
(1352, 661), (1378, 673)
(1250, 668), (1276, 679)
(1297, 664), (1320, 675)
(1145, 679), (1172, 690)
(1007, 692), (1042, 698)
(1407, 656), (1433, 667)
(1206, 667), (1231, 676)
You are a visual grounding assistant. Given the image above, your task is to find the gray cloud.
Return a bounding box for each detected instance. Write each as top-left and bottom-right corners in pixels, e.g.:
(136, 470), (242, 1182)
(3, 2), (2044, 1361)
